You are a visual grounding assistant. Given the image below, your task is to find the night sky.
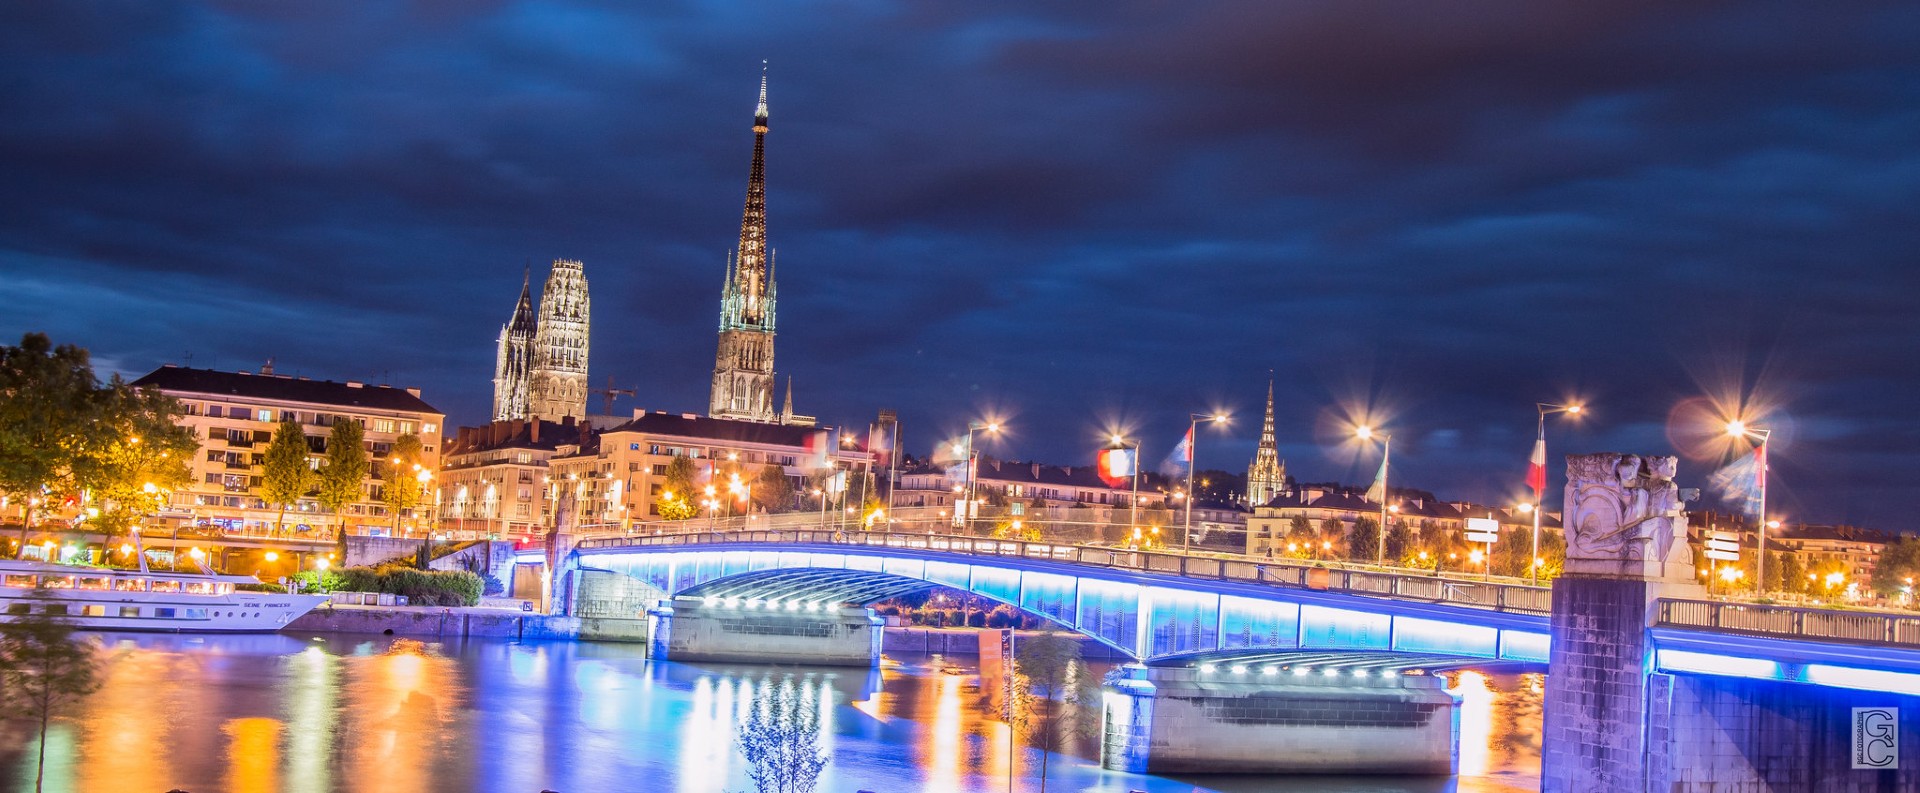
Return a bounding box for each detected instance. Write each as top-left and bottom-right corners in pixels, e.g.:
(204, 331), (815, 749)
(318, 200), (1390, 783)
(4, 3), (1918, 528)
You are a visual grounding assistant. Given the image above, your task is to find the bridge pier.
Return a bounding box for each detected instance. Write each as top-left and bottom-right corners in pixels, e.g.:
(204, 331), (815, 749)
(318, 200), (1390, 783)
(1100, 664), (1457, 775)
(647, 596), (883, 667)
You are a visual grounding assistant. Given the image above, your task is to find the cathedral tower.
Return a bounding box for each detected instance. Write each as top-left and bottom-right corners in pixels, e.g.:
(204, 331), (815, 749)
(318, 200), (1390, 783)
(1245, 378), (1287, 505)
(528, 259), (590, 422)
(491, 270), (536, 421)
(709, 69), (779, 423)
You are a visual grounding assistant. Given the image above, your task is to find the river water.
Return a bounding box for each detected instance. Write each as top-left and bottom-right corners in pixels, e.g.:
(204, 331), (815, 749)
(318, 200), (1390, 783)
(0, 633), (1541, 792)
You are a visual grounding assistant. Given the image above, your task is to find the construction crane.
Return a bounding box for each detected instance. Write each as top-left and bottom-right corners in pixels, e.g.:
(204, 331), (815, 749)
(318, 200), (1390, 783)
(590, 376), (636, 416)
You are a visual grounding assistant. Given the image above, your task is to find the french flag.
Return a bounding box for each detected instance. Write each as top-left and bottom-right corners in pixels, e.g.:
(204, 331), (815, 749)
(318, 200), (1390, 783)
(1526, 437), (1547, 495)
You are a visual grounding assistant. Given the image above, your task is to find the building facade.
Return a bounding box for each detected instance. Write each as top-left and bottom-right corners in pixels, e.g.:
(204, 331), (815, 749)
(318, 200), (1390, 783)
(492, 271), (536, 421)
(130, 364), (445, 537)
(710, 73), (780, 423)
(547, 410), (868, 531)
(1245, 379), (1287, 506)
(528, 258), (591, 423)
(439, 418), (587, 537)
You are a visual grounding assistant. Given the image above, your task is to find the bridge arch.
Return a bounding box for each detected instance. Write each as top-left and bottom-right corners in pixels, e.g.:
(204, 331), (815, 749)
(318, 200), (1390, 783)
(575, 543), (1551, 666)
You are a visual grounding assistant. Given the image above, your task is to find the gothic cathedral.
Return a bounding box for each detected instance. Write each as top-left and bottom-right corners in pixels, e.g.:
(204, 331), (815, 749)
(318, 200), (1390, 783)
(1245, 379), (1288, 505)
(493, 259), (590, 423)
(709, 71), (780, 423)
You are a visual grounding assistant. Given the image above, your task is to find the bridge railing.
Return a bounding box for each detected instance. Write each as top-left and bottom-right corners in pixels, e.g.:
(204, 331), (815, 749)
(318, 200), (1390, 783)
(1656, 599), (1920, 648)
(576, 529), (1553, 615)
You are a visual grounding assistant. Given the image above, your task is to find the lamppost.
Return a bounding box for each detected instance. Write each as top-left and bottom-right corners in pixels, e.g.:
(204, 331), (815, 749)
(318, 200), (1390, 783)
(1109, 434), (1142, 540)
(1184, 413), (1229, 553)
(963, 421), (1001, 534)
(1727, 420), (1773, 595)
(1530, 402), (1584, 585)
(1355, 425), (1390, 566)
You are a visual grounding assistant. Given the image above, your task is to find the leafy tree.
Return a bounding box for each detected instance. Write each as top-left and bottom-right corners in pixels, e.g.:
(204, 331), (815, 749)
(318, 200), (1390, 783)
(1347, 517), (1380, 563)
(1761, 550), (1784, 593)
(316, 418), (369, 538)
(754, 464), (795, 514)
(1384, 519), (1414, 565)
(262, 418), (314, 536)
(737, 676), (830, 793)
(1777, 551), (1807, 595)
(0, 334), (99, 539)
(1283, 516), (1315, 557)
(1317, 517), (1346, 560)
(655, 456), (700, 521)
(1010, 632), (1100, 792)
(663, 456), (698, 496)
(72, 379), (196, 538)
(379, 433), (426, 533)
(1, 587), (102, 793)
(993, 514), (1040, 541)
(1871, 537), (1920, 597)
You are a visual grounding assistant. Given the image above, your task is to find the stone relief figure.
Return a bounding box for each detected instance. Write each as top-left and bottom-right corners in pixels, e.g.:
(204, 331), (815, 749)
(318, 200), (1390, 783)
(1563, 452), (1692, 567)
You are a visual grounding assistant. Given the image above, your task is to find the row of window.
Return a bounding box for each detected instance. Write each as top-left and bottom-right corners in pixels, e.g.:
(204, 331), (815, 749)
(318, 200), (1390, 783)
(184, 403), (436, 436)
(3, 573), (233, 594)
(4, 603), (254, 621)
(638, 444), (796, 466)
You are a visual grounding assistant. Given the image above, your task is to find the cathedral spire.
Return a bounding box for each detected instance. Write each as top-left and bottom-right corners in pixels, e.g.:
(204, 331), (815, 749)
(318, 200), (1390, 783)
(1245, 375), (1286, 506)
(710, 68), (780, 424)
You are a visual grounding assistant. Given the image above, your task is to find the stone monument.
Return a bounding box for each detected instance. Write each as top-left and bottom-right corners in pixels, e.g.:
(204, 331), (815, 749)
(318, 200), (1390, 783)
(1543, 452), (1703, 792)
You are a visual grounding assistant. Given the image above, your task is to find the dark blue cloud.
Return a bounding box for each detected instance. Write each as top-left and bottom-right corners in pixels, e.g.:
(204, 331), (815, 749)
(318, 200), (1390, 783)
(3, 1), (1917, 528)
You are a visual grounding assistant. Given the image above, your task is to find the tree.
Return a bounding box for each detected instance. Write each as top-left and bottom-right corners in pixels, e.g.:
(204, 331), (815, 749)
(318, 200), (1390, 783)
(1384, 520), (1414, 565)
(655, 456), (700, 521)
(316, 418), (368, 538)
(262, 418), (314, 536)
(0, 334), (99, 541)
(1284, 516), (1315, 557)
(1761, 550), (1784, 593)
(1317, 517), (1346, 560)
(737, 676), (830, 793)
(379, 433), (426, 533)
(1777, 551), (1807, 595)
(753, 464), (795, 514)
(1871, 537), (1920, 598)
(1, 587), (101, 793)
(71, 378), (196, 538)
(1348, 517), (1380, 563)
(1010, 631), (1100, 792)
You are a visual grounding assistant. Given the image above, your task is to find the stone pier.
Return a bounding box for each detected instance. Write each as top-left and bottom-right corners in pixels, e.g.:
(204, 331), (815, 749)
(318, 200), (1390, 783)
(1100, 665), (1458, 775)
(647, 597), (883, 667)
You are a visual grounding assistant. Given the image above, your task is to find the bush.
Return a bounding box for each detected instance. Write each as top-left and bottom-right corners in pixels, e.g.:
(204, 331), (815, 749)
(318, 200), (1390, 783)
(328, 564), (484, 606)
(239, 582), (288, 594)
(291, 570), (347, 593)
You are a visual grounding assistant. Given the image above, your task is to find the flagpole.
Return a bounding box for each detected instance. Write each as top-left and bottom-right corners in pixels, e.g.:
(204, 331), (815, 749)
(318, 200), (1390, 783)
(1532, 412), (1545, 586)
(1377, 436), (1389, 566)
(1184, 418), (1196, 553)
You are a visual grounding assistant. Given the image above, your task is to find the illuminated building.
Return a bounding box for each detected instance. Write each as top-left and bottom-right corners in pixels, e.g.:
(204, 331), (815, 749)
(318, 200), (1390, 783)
(709, 71), (782, 424)
(491, 270), (536, 421)
(1244, 378), (1288, 506)
(439, 418), (588, 537)
(493, 259), (591, 424)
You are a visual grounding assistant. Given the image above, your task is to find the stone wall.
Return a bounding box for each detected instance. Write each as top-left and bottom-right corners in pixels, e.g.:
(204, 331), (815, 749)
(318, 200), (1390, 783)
(571, 569), (662, 620)
(1654, 673), (1920, 792)
(287, 604), (577, 640)
(343, 535), (425, 568)
(649, 598), (882, 666)
(1542, 575), (1655, 792)
(1102, 665), (1457, 775)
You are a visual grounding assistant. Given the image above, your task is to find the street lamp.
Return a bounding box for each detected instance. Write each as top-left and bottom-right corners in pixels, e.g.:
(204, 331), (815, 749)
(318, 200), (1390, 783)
(1184, 413), (1229, 553)
(1727, 420), (1774, 595)
(1109, 433), (1143, 540)
(963, 421), (1002, 534)
(1355, 425), (1390, 565)
(1530, 402), (1584, 585)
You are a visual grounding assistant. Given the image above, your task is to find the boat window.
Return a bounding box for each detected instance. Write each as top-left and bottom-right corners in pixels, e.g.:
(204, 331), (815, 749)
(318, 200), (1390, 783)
(77, 577), (109, 590)
(184, 608), (209, 620)
(5, 604), (26, 615)
(81, 605), (107, 617)
(216, 584), (233, 595)
(184, 582), (211, 595)
(113, 578), (148, 591)
(43, 604), (69, 616)
(154, 607), (177, 618)
(3, 574), (34, 587)
(42, 576), (75, 589)
(151, 580), (181, 593)
(119, 606), (141, 618)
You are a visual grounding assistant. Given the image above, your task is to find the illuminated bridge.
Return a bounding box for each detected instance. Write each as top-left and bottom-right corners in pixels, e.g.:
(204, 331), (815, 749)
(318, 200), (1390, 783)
(521, 529), (1920, 786)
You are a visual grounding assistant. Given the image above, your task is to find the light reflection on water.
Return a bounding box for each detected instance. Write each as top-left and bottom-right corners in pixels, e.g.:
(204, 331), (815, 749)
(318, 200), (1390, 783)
(0, 633), (1542, 793)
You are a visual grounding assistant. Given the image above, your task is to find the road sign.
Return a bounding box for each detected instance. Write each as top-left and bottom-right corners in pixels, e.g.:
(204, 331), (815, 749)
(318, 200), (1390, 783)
(1705, 531), (1740, 562)
(1465, 517), (1499, 543)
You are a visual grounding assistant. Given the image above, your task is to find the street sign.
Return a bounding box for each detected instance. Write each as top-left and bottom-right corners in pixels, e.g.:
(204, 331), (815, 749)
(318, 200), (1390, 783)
(1465, 517), (1499, 544)
(1705, 531), (1740, 562)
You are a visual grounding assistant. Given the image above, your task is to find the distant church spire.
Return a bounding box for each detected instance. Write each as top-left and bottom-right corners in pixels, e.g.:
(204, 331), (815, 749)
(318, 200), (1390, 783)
(492, 269), (539, 421)
(710, 67), (780, 423)
(1245, 376), (1287, 506)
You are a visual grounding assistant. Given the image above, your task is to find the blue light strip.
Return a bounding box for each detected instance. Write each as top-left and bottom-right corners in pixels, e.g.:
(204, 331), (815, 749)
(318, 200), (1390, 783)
(1654, 649), (1780, 680)
(1802, 664), (1920, 697)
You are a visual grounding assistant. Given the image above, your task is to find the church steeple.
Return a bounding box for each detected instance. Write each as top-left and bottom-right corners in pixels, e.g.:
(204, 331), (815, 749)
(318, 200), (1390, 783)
(492, 268), (539, 421)
(1245, 376), (1287, 506)
(710, 67), (780, 424)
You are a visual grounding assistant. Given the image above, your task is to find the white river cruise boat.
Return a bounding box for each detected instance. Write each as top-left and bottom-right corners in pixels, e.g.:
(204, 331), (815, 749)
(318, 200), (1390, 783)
(0, 559), (327, 632)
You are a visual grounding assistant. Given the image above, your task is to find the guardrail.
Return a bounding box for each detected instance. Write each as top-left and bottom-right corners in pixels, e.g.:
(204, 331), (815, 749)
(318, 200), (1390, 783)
(574, 529), (1554, 615)
(1656, 599), (1920, 648)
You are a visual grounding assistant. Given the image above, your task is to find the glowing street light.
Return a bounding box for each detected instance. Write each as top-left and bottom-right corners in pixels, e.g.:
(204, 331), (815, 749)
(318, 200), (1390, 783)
(1529, 401), (1584, 585)
(962, 420), (1003, 533)
(1727, 419), (1775, 595)
(1354, 424), (1390, 565)
(1182, 412), (1229, 553)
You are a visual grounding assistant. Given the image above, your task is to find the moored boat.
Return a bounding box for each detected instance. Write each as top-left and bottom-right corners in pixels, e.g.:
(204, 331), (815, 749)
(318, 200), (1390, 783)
(0, 559), (326, 632)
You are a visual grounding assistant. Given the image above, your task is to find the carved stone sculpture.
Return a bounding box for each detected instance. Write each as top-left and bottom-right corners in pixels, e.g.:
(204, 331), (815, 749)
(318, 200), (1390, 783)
(1563, 452), (1696, 582)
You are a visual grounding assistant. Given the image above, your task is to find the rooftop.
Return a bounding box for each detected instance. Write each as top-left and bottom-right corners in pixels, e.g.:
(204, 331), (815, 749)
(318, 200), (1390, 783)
(131, 365), (441, 414)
